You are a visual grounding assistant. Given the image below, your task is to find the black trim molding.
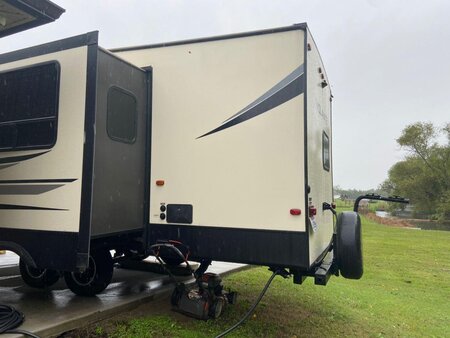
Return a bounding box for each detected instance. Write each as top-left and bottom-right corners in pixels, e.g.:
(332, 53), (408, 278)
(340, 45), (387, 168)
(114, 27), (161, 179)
(0, 31), (98, 64)
(148, 223), (310, 269)
(112, 24), (307, 52)
(0, 227), (78, 270)
(77, 38), (98, 263)
(0, 0), (65, 38)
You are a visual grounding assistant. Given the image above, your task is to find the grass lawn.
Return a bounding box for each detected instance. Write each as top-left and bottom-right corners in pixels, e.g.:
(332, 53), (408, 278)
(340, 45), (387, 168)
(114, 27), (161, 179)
(73, 212), (450, 337)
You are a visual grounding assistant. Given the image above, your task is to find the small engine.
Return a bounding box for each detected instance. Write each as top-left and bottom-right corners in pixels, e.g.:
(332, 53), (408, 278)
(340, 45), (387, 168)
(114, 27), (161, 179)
(171, 272), (236, 320)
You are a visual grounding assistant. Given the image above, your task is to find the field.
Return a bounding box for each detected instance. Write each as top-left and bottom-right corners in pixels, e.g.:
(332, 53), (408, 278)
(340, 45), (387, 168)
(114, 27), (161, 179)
(69, 211), (450, 337)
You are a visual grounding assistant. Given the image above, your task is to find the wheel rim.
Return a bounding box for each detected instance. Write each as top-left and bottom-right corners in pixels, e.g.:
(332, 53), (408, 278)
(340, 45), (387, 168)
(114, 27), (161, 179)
(25, 264), (46, 279)
(70, 256), (97, 286)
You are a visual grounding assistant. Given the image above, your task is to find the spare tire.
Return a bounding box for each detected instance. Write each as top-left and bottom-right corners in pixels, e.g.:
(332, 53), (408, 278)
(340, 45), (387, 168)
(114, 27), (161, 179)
(336, 211), (363, 279)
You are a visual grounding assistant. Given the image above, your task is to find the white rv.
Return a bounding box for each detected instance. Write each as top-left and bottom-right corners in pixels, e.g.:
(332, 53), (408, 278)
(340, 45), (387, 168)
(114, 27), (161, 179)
(0, 24), (362, 296)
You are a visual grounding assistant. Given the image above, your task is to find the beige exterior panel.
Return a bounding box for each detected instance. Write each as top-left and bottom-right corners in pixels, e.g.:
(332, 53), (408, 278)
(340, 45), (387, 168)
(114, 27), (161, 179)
(0, 46), (88, 232)
(117, 30), (307, 231)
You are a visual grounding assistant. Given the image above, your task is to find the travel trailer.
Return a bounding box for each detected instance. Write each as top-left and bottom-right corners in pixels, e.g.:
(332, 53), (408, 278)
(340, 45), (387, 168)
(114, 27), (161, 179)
(0, 24), (363, 296)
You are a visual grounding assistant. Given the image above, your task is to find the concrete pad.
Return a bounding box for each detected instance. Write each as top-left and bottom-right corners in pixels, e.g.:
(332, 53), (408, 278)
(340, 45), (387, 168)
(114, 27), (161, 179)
(0, 252), (246, 337)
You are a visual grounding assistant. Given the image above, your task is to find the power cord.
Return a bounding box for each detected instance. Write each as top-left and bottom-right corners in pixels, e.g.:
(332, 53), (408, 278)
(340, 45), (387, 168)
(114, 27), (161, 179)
(0, 305), (40, 338)
(150, 243), (289, 337)
(215, 268), (289, 338)
(149, 242), (196, 288)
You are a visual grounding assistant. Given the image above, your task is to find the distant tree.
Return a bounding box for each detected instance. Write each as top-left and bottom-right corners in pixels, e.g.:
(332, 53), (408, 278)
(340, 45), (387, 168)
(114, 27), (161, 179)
(333, 186), (386, 200)
(382, 122), (450, 220)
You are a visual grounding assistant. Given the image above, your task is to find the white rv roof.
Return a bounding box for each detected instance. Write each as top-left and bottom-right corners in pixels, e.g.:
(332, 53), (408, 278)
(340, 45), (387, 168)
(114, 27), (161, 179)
(111, 23), (309, 52)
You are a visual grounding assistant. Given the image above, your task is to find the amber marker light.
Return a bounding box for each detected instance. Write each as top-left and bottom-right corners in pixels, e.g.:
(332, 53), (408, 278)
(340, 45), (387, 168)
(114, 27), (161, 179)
(156, 180), (165, 186)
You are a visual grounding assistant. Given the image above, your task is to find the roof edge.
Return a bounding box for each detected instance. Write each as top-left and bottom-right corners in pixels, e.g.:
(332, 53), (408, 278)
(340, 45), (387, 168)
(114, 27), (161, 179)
(111, 23), (308, 52)
(0, 31), (98, 64)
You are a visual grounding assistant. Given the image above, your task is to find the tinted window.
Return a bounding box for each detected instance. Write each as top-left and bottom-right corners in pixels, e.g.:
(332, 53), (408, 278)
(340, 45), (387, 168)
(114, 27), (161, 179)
(323, 132), (330, 171)
(0, 62), (59, 151)
(107, 87), (137, 143)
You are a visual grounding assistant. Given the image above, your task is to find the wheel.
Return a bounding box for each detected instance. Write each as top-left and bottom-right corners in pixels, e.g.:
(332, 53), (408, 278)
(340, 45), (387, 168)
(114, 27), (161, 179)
(64, 249), (113, 296)
(209, 297), (225, 319)
(336, 211), (363, 279)
(19, 258), (60, 288)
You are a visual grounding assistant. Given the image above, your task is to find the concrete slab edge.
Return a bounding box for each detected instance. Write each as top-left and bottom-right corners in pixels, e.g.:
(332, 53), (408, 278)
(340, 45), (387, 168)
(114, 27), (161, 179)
(43, 264), (249, 337)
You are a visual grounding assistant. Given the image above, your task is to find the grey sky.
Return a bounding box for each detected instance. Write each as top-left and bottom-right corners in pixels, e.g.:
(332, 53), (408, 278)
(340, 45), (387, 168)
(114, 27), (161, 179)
(1, 0), (449, 190)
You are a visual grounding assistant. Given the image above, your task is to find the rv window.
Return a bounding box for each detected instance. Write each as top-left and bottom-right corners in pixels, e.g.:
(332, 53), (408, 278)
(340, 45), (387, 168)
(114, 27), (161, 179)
(107, 87), (137, 143)
(0, 62), (60, 151)
(323, 132), (330, 171)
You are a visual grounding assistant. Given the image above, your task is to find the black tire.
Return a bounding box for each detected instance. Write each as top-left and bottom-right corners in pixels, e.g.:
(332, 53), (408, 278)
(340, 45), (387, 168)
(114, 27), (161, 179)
(209, 297), (225, 319)
(336, 211), (363, 279)
(64, 249), (113, 296)
(19, 258), (60, 288)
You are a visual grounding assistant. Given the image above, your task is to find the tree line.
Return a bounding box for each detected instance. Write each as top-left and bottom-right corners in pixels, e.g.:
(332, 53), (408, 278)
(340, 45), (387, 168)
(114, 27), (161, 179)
(333, 187), (387, 201)
(335, 122), (449, 221)
(380, 122), (450, 220)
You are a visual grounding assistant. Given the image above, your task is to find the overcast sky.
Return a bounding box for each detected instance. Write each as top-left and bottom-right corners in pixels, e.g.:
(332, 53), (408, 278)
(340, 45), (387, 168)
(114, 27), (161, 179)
(1, 0), (449, 190)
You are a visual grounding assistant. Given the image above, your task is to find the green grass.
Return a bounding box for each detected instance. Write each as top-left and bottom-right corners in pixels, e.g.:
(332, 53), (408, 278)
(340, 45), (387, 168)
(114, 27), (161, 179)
(94, 215), (450, 337)
(110, 317), (200, 338)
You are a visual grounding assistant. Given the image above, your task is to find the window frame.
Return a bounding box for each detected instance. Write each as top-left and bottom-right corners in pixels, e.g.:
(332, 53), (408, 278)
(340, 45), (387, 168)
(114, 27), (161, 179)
(322, 131), (330, 172)
(106, 86), (138, 144)
(0, 61), (61, 152)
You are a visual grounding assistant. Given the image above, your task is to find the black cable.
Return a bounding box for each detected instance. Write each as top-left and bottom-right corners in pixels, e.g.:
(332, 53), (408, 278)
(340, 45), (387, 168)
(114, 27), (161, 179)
(149, 243), (197, 289)
(153, 253), (179, 283)
(215, 269), (280, 338)
(149, 243), (195, 275)
(0, 305), (40, 338)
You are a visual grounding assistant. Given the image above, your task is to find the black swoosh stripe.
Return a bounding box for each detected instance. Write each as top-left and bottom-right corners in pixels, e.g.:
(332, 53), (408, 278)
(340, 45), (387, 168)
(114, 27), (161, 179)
(0, 179), (77, 184)
(197, 64), (305, 139)
(0, 184), (64, 195)
(0, 151), (50, 165)
(0, 204), (68, 211)
(222, 64), (305, 124)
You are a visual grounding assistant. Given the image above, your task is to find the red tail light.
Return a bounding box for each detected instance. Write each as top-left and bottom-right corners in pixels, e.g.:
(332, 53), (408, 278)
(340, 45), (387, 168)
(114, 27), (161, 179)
(290, 209), (301, 216)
